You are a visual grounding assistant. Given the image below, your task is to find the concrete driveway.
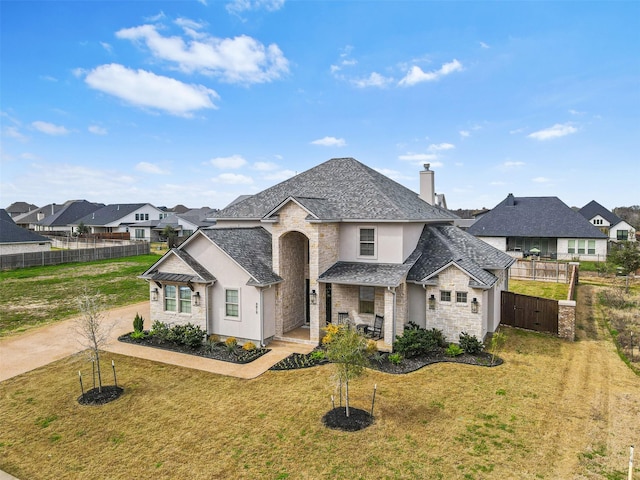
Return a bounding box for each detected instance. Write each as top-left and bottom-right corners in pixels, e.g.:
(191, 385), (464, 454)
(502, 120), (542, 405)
(0, 302), (314, 382)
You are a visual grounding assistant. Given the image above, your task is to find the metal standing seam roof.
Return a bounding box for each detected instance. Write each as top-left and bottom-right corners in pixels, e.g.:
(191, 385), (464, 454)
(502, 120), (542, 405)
(215, 157), (458, 222)
(467, 195), (607, 239)
(140, 249), (216, 284)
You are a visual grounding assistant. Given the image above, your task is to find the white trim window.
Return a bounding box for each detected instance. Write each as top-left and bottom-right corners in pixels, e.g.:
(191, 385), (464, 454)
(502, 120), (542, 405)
(456, 291), (468, 303)
(359, 227), (376, 258)
(135, 229), (145, 239)
(440, 290), (452, 302)
(225, 289), (240, 318)
(179, 286), (191, 314)
(164, 285), (177, 311)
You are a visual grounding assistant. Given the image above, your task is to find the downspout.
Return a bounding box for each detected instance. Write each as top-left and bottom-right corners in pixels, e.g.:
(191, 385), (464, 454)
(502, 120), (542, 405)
(259, 287), (264, 347)
(387, 286), (397, 343)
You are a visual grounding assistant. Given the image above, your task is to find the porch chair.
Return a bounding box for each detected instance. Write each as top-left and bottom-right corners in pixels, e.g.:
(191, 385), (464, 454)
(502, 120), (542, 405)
(365, 314), (384, 340)
(336, 312), (351, 326)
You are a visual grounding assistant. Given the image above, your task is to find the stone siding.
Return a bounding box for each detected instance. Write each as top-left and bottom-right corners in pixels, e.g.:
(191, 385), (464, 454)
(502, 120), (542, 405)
(558, 300), (576, 341)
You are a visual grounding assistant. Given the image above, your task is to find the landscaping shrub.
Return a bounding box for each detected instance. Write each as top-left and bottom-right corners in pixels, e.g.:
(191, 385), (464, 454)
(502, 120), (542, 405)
(133, 313), (144, 333)
(321, 323), (345, 345)
(242, 341), (256, 351)
(445, 343), (464, 357)
(150, 320), (171, 341)
(130, 330), (146, 340)
(174, 323), (206, 348)
(393, 327), (444, 358)
(225, 337), (238, 353)
(388, 352), (404, 365)
(459, 331), (483, 354)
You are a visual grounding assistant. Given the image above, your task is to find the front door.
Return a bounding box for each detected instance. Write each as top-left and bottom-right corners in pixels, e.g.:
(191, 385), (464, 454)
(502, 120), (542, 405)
(325, 284), (332, 326)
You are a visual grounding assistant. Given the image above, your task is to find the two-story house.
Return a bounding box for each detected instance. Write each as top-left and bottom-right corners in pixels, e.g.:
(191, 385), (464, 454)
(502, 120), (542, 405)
(140, 159), (514, 349)
(73, 203), (166, 240)
(578, 200), (636, 243)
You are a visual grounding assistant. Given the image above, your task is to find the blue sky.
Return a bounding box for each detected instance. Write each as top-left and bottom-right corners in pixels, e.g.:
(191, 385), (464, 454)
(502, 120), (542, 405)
(1, 1), (638, 212)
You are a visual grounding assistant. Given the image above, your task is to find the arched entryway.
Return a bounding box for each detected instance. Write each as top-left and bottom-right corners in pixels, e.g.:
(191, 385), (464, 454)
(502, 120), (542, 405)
(278, 231), (310, 335)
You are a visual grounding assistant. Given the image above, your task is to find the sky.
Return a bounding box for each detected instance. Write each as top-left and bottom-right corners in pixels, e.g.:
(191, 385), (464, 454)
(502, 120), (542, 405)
(1, 1), (639, 212)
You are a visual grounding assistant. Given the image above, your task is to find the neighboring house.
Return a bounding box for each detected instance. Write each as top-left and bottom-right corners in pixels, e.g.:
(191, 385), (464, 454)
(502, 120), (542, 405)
(13, 203), (65, 230)
(73, 203), (166, 241)
(0, 209), (52, 254)
(467, 194), (608, 261)
(34, 200), (104, 233)
(578, 200), (636, 243)
(140, 158), (514, 349)
(5, 202), (38, 218)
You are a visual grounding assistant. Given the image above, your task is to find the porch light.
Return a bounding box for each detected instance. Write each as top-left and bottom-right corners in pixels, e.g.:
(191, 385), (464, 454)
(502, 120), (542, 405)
(151, 288), (159, 301)
(309, 289), (317, 305)
(471, 297), (479, 314)
(193, 291), (201, 306)
(428, 294), (436, 310)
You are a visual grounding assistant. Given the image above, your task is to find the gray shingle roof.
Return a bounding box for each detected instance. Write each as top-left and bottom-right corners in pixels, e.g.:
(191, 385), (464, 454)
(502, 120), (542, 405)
(75, 203), (149, 226)
(215, 158), (457, 222)
(407, 225), (515, 289)
(0, 210), (52, 244)
(13, 203), (64, 225)
(141, 249), (216, 284)
(578, 200), (623, 226)
(202, 227), (282, 286)
(467, 195), (607, 239)
(37, 200), (103, 227)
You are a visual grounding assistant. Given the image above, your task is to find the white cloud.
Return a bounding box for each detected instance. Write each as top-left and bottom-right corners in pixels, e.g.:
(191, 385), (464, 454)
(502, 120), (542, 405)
(528, 123), (578, 140)
(32, 121), (70, 136)
(490, 181), (506, 186)
(532, 176), (551, 183)
(116, 23), (289, 84)
(254, 161), (278, 171)
(311, 136), (346, 147)
(3, 126), (27, 142)
(100, 42), (113, 53)
(72, 67), (87, 78)
(41, 75), (58, 82)
(459, 130), (470, 138)
(398, 153), (439, 162)
(88, 125), (107, 135)
(503, 161), (525, 168)
(213, 173), (253, 184)
(85, 64), (219, 116)
(398, 59), (463, 86)
(352, 72), (393, 88)
(209, 154), (247, 169)
(479, 41), (490, 49)
(226, 0), (285, 15)
(428, 142), (455, 152)
(136, 161), (168, 174)
(569, 109), (586, 116)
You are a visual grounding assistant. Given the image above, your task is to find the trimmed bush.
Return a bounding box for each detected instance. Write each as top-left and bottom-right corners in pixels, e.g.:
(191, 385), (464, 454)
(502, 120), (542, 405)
(242, 341), (257, 351)
(459, 332), (483, 354)
(150, 320), (171, 341)
(445, 343), (464, 357)
(393, 327), (445, 358)
(133, 313), (144, 333)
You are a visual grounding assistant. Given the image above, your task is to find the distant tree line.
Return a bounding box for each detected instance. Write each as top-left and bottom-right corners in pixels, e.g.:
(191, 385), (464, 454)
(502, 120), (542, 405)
(613, 205), (640, 230)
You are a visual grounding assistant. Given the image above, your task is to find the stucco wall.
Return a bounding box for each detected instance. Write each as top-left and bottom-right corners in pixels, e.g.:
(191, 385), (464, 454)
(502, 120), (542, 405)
(339, 223), (423, 263)
(476, 236), (507, 251)
(556, 238), (607, 260)
(0, 242), (51, 254)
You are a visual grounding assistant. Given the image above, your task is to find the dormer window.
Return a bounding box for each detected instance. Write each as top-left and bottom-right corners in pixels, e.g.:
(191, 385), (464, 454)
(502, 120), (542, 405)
(359, 227), (376, 257)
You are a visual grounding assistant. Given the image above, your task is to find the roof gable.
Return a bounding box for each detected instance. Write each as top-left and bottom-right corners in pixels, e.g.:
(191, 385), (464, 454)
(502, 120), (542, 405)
(76, 203), (152, 226)
(37, 200), (103, 227)
(578, 200), (623, 226)
(467, 195), (607, 239)
(216, 157), (457, 223)
(0, 211), (52, 244)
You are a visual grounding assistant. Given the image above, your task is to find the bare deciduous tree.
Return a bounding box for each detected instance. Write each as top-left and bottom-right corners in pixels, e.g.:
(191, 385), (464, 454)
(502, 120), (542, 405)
(74, 290), (114, 393)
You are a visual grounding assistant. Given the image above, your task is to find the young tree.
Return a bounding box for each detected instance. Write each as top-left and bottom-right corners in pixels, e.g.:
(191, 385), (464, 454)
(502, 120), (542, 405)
(162, 225), (177, 248)
(325, 326), (370, 417)
(608, 241), (640, 292)
(76, 221), (89, 236)
(74, 290), (114, 393)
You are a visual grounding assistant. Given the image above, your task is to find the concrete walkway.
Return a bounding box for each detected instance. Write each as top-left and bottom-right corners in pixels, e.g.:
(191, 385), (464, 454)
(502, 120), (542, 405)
(0, 302), (315, 383)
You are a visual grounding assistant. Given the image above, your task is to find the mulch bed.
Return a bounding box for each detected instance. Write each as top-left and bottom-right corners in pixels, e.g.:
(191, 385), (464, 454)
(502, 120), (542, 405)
(118, 333), (270, 364)
(367, 350), (503, 375)
(322, 407), (374, 431)
(78, 385), (124, 405)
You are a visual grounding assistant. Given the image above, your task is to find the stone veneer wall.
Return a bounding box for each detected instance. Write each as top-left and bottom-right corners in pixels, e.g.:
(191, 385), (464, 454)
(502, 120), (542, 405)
(424, 265), (484, 342)
(271, 201), (339, 343)
(557, 262), (579, 341)
(278, 231), (307, 333)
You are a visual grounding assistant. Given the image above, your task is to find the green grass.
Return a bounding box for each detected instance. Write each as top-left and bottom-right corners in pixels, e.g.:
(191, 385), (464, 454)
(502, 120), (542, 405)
(0, 255), (157, 336)
(509, 280), (569, 300)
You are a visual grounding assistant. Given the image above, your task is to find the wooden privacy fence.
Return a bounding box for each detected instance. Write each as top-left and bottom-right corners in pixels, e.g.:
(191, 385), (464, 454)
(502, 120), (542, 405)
(501, 291), (559, 335)
(0, 243), (150, 270)
(509, 259), (572, 282)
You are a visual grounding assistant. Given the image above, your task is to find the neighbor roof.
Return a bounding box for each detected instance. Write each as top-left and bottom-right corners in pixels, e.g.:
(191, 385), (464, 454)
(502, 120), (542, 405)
(37, 200), (103, 227)
(202, 227), (283, 286)
(467, 194), (607, 239)
(578, 200), (624, 226)
(75, 203), (150, 226)
(5, 202), (38, 216)
(13, 203), (64, 225)
(215, 157), (457, 222)
(0, 209), (52, 244)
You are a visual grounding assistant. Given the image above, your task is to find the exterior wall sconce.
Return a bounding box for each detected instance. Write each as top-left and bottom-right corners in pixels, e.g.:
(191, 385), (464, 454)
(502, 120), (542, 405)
(151, 288), (159, 301)
(471, 297), (479, 313)
(309, 289), (317, 305)
(428, 294), (436, 310)
(193, 291), (201, 306)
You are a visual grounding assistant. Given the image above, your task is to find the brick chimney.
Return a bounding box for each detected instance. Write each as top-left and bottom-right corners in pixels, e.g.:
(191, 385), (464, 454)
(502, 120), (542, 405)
(419, 163), (435, 205)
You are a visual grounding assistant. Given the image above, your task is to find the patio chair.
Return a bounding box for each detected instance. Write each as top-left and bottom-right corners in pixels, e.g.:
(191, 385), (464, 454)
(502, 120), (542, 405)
(365, 314), (384, 340)
(336, 312), (351, 326)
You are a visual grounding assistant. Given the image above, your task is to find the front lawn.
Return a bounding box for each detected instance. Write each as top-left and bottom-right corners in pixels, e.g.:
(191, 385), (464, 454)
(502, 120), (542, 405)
(1, 319), (639, 479)
(0, 255), (157, 336)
